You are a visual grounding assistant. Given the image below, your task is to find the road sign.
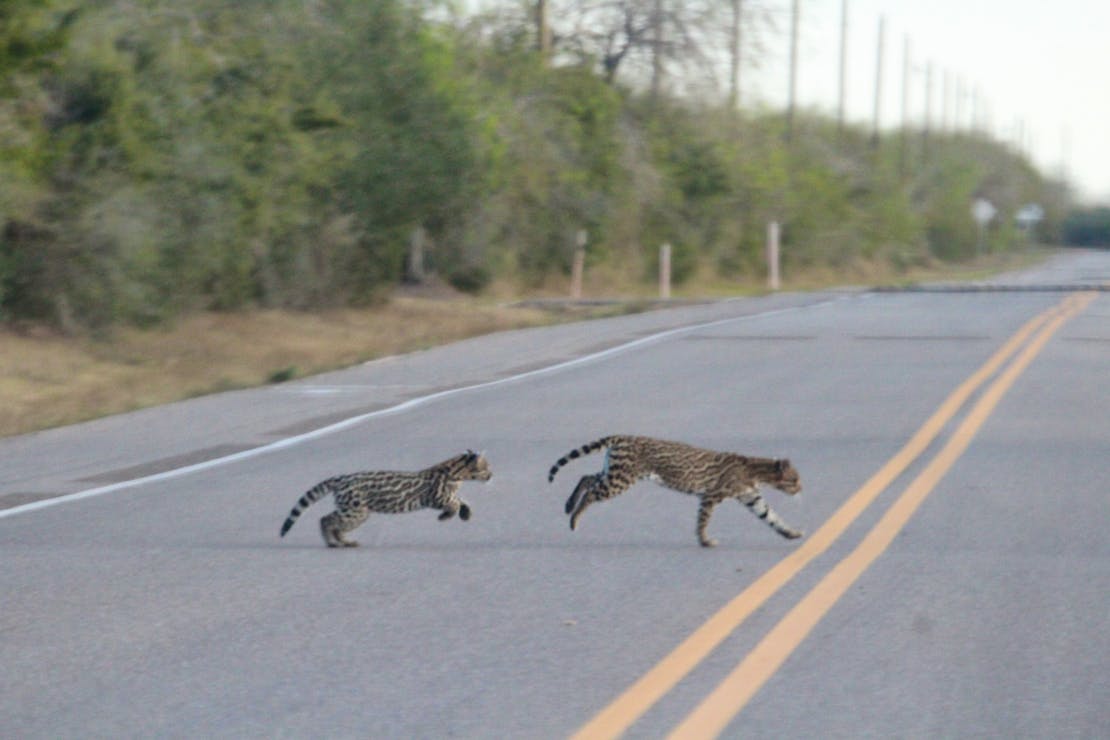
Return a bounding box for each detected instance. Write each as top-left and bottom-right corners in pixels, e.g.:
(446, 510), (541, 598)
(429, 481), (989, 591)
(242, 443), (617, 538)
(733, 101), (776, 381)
(1015, 203), (1045, 227)
(972, 198), (997, 226)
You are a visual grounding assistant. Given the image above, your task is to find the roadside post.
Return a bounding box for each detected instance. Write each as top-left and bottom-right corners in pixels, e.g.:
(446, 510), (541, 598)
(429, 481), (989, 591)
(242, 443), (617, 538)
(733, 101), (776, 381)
(767, 221), (781, 291)
(971, 198), (996, 255)
(571, 229), (586, 299)
(660, 243), (672, 299)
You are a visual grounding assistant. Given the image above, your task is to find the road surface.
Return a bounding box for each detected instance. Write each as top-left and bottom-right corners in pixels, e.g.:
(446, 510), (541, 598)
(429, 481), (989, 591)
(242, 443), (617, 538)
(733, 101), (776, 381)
(2, 249), (1108, 738)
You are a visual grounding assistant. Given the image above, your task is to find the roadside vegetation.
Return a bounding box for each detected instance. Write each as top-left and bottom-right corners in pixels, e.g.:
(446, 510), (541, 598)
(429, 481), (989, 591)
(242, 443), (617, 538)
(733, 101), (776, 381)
(0, 1), (1079, 435)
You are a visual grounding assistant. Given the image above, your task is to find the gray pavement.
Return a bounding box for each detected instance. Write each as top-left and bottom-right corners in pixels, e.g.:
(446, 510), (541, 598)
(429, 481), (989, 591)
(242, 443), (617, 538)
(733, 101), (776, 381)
(1, 249), (1107, 738)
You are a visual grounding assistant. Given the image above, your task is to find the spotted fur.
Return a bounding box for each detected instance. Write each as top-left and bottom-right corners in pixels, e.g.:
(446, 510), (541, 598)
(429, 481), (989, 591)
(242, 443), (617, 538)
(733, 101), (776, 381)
(548, 435), (803, 547)
(280, 451), (492, 547)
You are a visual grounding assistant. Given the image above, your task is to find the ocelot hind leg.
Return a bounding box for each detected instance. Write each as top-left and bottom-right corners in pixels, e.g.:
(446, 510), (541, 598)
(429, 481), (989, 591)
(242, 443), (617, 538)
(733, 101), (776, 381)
(568, 474), (631, 531)
(320, 508), (370, 548)
(696, 493), (728, 548)
(565, 473), (603, 515)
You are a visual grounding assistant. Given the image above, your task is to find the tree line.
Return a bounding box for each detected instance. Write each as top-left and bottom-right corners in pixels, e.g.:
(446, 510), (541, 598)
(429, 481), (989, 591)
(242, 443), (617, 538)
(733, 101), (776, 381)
(0, 0), (1071, 330)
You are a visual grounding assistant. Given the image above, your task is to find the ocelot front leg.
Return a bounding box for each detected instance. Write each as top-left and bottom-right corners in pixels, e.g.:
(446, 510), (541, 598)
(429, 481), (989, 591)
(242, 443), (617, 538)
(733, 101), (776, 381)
(437, 496), (472, 521)
(741, 493), (803, 539)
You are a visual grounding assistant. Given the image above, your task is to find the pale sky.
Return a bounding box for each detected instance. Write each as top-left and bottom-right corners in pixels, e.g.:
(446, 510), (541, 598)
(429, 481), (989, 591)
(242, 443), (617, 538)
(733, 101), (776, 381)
(745, 0), (1110, 203)
(467, 1), (1108, 204)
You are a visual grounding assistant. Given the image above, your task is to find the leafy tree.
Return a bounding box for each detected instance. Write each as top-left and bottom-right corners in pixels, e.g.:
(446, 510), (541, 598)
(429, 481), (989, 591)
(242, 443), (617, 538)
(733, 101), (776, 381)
(298, 0), (481, 290)
(554, 0), (721, 92)
(0, 0), (1078, 330)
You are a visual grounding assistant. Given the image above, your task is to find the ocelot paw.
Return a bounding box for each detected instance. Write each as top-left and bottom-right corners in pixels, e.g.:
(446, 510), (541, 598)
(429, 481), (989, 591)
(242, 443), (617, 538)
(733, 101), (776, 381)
(782, 529), (803, 540)
(564, 493), (579, 515)
(699, 538), (719, 548)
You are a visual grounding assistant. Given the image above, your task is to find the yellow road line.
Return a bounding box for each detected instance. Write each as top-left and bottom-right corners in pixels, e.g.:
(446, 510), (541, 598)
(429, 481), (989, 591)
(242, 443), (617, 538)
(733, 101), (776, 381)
(570, 295), (1076, 740)
(666, 292), (1096, 739)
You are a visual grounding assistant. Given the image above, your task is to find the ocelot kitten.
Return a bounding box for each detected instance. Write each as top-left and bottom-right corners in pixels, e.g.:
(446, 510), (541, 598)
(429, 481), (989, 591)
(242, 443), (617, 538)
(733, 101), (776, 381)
(280, 451), (492, 547)
(548, 435), (803, 548)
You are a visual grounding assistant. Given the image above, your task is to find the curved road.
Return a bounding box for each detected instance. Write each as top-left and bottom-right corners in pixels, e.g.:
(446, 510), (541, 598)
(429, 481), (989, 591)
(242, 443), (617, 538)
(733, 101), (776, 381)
(2, 250), (1108, 738)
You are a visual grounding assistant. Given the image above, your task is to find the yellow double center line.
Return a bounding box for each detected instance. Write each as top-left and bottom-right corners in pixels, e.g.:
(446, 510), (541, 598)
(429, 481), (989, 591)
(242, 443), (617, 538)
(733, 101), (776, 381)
(572, 292), (1096, 740)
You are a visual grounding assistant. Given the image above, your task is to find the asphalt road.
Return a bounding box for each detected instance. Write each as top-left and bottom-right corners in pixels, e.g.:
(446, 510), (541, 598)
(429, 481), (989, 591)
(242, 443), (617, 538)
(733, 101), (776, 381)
(2, 250), (1108, 739)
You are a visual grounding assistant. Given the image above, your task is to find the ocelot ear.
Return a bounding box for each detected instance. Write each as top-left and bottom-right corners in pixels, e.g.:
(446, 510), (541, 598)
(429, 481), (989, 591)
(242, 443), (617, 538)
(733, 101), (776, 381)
(776, 459), (790, 474)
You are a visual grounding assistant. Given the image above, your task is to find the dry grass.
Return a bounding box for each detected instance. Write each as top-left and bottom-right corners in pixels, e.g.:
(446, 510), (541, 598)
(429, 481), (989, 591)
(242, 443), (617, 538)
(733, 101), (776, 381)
(0, 249), (1054, 438)
(0, 297), (558, 437)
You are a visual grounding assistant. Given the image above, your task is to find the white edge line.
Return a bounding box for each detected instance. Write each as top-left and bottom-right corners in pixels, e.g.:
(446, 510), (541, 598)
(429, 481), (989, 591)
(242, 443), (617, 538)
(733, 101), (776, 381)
(0, 296), (845, 519)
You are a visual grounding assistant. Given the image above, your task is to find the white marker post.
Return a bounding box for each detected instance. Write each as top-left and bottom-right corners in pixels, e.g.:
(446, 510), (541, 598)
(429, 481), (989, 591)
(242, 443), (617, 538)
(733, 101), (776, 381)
(971, 198), (996, 256)
(767, 221), (781, 291)
(659, 243), (672, 299)
(407, 225), (426, 283)
(571, 229), (586, 299)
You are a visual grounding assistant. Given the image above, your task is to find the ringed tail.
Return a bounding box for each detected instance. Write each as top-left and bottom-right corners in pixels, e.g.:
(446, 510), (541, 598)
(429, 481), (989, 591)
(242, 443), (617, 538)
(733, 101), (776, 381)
(548, 437), (611, 482)
(279, 480), (333, 537)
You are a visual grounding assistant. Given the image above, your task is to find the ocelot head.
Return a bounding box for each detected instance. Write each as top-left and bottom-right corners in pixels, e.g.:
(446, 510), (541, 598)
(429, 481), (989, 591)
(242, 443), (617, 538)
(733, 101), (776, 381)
(772, 459), (802, 495)
(462, 450), (493, 481)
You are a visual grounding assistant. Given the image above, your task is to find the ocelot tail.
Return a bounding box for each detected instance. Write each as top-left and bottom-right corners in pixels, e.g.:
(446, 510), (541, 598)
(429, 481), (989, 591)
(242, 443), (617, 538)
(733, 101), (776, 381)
(548, 435), (803, 548)
(280, 451), (492, 547)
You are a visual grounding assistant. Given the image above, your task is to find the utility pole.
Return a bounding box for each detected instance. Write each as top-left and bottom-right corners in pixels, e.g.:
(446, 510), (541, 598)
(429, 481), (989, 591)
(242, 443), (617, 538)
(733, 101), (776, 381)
(728, 0), (743, 110)
(955, 74), (966, 131)
(536, 0), (551, 63)
(982, 89), (992, 136)
(871, 15), (885, 148)
(922, 61), (933, 157)
(941, 68), (950, 133)
(971, 85), (983, 135)
(650, 0), (664, 101)
(1010, 118), (1026, 156)
(899, 34), (910, 175)
(785, 0), (800, 141)
(1060, 125), (1071, 182)
(836, 0), (848, 140)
